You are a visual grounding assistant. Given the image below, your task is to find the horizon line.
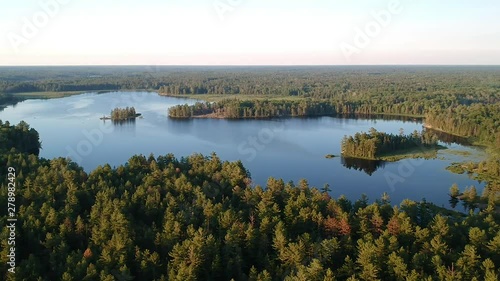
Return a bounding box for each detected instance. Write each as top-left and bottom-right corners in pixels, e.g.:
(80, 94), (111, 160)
(1, 64), (500, 67)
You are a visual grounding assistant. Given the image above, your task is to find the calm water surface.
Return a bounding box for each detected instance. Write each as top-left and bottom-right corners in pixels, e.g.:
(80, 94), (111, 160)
(0, 91), (485, 208)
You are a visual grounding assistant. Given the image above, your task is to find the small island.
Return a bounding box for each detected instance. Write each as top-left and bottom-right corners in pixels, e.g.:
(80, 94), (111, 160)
(340, 128), (444, 162)
(100, 106), (141, 120)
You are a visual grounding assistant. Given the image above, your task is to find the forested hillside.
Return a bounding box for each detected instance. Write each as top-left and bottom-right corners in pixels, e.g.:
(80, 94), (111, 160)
(1, 122), (500, 280)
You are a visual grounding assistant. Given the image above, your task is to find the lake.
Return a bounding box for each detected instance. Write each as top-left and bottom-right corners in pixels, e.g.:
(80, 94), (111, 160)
(0, 91), (485, 208)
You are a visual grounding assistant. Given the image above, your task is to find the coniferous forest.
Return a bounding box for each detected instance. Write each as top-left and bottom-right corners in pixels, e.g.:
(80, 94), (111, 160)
(0, 66), (499, 280)
(3, 0), (500, 276)
(1, 122), (500, 280)
(0, 120), (40, 156)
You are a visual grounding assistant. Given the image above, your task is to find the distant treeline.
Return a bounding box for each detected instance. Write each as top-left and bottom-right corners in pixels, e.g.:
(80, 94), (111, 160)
(2, 66), (498, 109)
(341, 129), (439, 160)
(0, 81), (123, 93)
(0, 66), (162, 93)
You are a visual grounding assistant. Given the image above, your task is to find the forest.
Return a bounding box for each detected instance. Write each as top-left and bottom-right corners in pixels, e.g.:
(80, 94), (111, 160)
(1, 66), (499, 279)
(0, 120), (40, 156)
(1, 121), (500, 280)
(1, 66), (497, 101)
(425, 104), (500, 147)
(340, 129), (439, 160)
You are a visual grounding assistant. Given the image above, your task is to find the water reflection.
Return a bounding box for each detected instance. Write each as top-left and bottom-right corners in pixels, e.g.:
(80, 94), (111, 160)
(448, 195), (483, 213)
(338, 113), (423, 123)
(461, 200), (478, 212)
(167, 118), (195, 135)
(341, 157), (386, 176)
(425, 128), (472, 146)
(449, 196), (459, 208)
(111, 118), (137, 126)
(100, 118), (137, 135)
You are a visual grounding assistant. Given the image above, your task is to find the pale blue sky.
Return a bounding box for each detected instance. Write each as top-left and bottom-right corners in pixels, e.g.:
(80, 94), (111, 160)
(0, 0), (499, 65)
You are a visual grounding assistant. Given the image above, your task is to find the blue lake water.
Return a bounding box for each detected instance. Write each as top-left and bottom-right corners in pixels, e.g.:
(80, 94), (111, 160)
(0, 91), (486, 208)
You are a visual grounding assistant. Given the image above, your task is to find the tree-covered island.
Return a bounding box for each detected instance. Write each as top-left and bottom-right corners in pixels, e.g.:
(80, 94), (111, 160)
(340, 128), (443, 161)
(101, 106), (141, 120)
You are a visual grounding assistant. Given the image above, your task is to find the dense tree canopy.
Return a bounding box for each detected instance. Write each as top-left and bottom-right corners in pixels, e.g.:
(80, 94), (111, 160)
(0, 120), (40, 156)
(425, 103), (500, 146)
(1, 66), (498, 104)
(0, 122), (499, 280)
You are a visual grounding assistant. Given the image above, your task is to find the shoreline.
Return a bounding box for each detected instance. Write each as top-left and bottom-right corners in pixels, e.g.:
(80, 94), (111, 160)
(5, 89), (157, 100)
(423, 123), (469, 138)
(341, 145), (447, 162)
(172, 112), (424, 121)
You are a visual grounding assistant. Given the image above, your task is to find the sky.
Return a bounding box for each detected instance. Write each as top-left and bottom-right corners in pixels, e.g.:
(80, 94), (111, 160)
(0, 0), (499, 65)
